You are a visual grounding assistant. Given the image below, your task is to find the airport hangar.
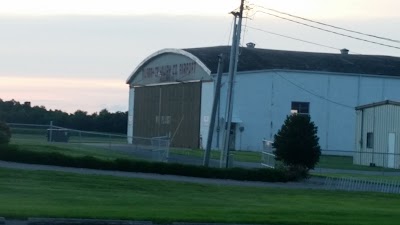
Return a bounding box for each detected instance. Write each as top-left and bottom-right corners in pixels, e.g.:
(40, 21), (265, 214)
(126, 45), (400, 155)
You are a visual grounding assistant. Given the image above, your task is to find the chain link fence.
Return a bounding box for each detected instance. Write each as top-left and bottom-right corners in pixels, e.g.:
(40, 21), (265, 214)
(5, 122), (400, 181)
(260, 140), (400, 172)
(261, 139), (400, 194)
(7, 122), (170, 162)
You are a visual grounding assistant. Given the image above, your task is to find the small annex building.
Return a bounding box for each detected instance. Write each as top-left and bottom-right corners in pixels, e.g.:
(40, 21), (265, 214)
(354, 100), (400, 168)
(126, 45), (400, 153)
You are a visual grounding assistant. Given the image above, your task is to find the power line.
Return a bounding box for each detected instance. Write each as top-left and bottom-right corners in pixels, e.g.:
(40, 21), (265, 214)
(251, 4), (400, 44)
(251, 10), (400, 50)
(241, 0), (252, 47)
(275, 72), (354, 109)
(227, 16), (235, 45)
(241, 7), (250, 47)
(246, 25), (342, 51)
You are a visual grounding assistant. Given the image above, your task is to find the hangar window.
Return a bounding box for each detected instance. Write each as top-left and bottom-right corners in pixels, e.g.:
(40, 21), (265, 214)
(366, 132), (374, 148)
(291, 102), (310, 114)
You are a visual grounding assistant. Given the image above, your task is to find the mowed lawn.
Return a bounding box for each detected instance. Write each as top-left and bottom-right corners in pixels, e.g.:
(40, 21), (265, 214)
(0, 168), (399, 225)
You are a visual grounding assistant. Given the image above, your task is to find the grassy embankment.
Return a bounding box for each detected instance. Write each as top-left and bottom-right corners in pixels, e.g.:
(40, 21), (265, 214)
(0, 167), (400, 225)
(9, 134), (400, 181)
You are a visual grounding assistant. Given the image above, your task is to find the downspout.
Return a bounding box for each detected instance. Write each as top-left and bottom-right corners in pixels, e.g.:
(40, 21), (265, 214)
(372, 107), (376, 164)
(360, 109), (364, 164)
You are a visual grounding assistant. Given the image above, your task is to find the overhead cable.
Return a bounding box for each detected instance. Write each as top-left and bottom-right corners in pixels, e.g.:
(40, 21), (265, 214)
(251, 10), (400, 50)
(250, 4), (400, 44)
(276, 72), (354, 109)
(246, 25), (342, 51)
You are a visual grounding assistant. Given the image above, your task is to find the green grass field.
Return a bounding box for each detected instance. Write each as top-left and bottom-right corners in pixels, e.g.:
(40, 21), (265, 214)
(170, 148), (262, 162)
(10, 141), (139, 161)
(10, 132), (400, 178)
(11, 132), (127, 144)
(316, 155), (400, 172)
(172, 149), (399, 172)
(0, 168), (399, 225)
(6, 141), (400, 183)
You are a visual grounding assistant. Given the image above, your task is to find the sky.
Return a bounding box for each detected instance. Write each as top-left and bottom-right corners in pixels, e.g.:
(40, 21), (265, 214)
(0, 0), (399, 113)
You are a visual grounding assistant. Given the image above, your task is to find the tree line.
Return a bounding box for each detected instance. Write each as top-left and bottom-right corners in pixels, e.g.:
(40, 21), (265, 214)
(0, 99), (128, 134)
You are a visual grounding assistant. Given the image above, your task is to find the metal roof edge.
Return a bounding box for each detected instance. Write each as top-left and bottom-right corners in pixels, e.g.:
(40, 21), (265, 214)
(126, 48), (211, 84)
(235, 69), (400, 79)
(355, 100), (400, 110)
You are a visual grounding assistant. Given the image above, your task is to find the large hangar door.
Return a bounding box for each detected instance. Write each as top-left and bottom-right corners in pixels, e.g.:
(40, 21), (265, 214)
(133, 82), (201, 148)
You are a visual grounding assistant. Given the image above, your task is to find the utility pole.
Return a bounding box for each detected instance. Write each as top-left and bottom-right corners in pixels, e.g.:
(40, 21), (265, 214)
(203, 54), (224, 167)
(221, 0), (245, 168)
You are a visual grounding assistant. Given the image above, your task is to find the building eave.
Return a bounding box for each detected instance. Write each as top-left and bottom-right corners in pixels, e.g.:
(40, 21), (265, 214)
(355, 100), (400, 110)
(126, 48), (212, 84)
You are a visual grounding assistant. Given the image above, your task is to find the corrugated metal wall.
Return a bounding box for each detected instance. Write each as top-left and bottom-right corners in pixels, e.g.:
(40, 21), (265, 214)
(355, 104), (400, 168)
(133, 82), (201, 148)
(354, 110), (362, 165)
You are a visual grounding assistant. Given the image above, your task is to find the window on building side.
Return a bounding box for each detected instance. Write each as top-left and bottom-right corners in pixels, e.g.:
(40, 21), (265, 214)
(366, 132), (374, 148)
(291, 102), (310, 114)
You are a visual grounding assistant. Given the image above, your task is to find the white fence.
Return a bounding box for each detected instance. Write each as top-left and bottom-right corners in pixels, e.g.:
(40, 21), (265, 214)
(261, 140), (276, 168)
(323, 177), (400, 194)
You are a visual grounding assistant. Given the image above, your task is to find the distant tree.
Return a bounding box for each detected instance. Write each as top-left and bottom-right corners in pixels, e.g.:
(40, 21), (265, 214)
(95, 109), (112, 132)
(48, 109), (69, 127)
(273, 114), (321, 177)
(0, 121), (11, 145)
(110, 111), (128, 133)
(70, 110), (93, 130)
(0, 99), (128, 134)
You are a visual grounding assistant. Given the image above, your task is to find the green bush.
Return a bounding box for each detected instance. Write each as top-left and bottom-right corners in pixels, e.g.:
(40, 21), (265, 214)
(0, 121), (11, 145)
(273, 114), (321, 178)
(0, 145), (295, 182)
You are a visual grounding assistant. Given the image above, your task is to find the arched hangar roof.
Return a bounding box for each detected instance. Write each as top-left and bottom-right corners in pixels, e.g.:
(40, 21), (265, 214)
(126, 48), (211, 84)
(127, 46), (400, 84)
(184, 46), (400, 76)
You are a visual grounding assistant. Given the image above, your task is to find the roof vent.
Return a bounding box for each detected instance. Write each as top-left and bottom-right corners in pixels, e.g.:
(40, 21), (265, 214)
(246, 42), (256, 48)
(340, 48), (349, 55)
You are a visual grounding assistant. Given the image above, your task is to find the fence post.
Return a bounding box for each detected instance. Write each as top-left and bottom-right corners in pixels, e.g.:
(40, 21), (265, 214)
(79, 131), (82, 147)
(49, 121), (53, 142)
(108, 134), (112, 149)
(382, 152), (385, 176)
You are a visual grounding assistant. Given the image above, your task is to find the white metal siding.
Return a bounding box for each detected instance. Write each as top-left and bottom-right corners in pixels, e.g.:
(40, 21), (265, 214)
(127, 87), (135, 144)
(200, 82), (214, 149)
(357, 107), (375, 165)
(353, 110), (362, 165)
(355, 104), (400, 168)
(221, 70), (400, 152)
(129, 52), (400, 154)
(381, 105), (400, 168)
